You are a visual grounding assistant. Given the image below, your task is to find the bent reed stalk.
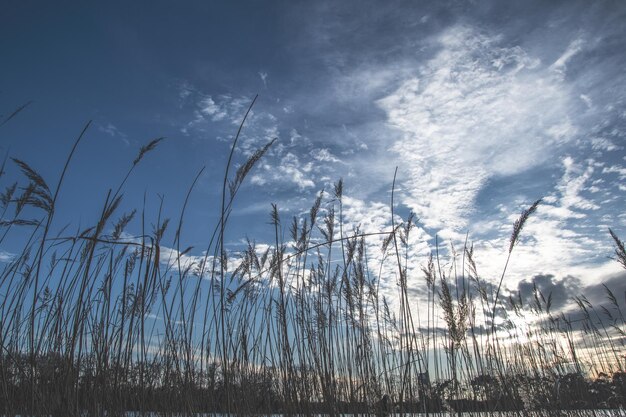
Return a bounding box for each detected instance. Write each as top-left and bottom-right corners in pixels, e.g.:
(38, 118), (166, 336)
(0, 108), (625, 417)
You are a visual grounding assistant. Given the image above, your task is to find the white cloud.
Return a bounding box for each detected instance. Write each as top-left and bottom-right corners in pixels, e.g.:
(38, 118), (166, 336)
(580, 94), (593, 109)
(542, 157), (599, 219)
(590, 137), (621, 152)
(341, 195), (392, 235)
(159, 245), (241, 279)
(310, 148), (341, 163)
(199, 97), (228, 121)
(181, 90), (263, 136)
(259, 71), (268, 87)
(339, 195), (432, 314)
(289, 128), (303, 145)
(250, 152), (315, 190)
(550, 38), (584, 75)
(377, 25), (574, 233)
(602, 164), (626, 180)
(98, 122), (129, 146)
(0, 250), (14, 263)
(178, 81), (194, 102)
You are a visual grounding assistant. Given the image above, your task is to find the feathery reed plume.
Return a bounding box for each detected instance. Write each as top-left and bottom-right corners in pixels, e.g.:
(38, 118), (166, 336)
(11, 159), (50, 195)
(509, 198), (541, 254)
(229, 138), (276, 198)
(133, 137), (164, 166)
(609, 228), (626, 270)
(492, 198), (542, 334)
(422, 253), (435, 289)
(0, 182), (17, 209)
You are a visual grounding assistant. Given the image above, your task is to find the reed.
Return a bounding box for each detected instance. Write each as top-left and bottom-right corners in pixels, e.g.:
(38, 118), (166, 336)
(0, 106), (625, 416)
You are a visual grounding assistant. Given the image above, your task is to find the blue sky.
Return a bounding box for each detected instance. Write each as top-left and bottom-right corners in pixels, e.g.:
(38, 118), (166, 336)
(2, 0), (626, 314)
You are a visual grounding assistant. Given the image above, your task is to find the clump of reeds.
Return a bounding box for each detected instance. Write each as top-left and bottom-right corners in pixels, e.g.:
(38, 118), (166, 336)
(0, 102), (625, 417)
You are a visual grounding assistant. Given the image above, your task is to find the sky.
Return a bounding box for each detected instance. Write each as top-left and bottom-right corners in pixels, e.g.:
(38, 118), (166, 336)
(1, 0), (626, 320)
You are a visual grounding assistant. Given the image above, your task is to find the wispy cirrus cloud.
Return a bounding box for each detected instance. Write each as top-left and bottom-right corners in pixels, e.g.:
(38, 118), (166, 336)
(541, 156), (599, 219)
(180, 91), (258, 135)
(177, 84), (347, 196)
(377, 25), (575, 235)
(98, 122), (130, 146)
(550, 38), (585, 75)
(310, 148), (341, 163)
(250, 152), (316, 190)
(0, 250), (15, 263)
(470, 156), (621, 296)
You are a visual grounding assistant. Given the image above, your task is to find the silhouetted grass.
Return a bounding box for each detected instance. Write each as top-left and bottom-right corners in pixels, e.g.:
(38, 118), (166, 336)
(0, 105), (625, 416)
